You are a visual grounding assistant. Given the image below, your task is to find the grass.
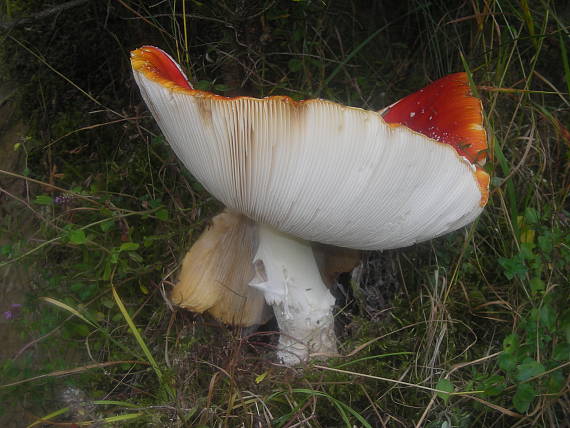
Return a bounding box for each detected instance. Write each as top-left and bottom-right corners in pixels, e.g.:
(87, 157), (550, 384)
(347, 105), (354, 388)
(0, 0), (568, 426)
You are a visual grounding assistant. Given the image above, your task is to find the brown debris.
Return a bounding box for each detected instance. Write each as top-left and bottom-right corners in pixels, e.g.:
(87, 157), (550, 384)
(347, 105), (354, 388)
(313, 243), (361, 287)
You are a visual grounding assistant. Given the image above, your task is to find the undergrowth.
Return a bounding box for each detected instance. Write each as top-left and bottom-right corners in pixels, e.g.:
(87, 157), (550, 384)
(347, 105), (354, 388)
(0, 1), (568, 427)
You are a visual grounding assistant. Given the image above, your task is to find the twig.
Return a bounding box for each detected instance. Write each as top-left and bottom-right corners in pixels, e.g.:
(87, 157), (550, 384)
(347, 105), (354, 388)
(466, 395), (523, 418)
(13, 314), (74, 359)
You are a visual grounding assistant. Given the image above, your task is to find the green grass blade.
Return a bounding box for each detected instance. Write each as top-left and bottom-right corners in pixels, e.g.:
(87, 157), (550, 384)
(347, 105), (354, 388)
(92, 400), (141, 408)
(41, 296), (148, 360)
(111, 286), (163, 380)
(41, 297), (98, 328)
(335, 352), (414, 369)
(27, 407), (70, 428)
(320, 3), (428, 94)
(291, 389), (372, 428)
(559, 31), (570, 97)
(101, 412), (145, 423)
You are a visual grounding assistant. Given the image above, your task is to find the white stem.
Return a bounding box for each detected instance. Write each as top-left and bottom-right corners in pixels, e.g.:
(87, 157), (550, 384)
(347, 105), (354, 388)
(249, 224), (337, 365)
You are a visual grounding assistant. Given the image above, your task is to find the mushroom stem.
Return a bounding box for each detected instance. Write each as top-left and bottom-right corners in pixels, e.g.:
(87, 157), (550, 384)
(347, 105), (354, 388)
(249, 224), (337, 365)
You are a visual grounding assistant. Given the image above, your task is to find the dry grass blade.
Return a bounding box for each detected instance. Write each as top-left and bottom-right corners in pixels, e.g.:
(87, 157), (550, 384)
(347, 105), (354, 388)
(313, 364), (485, 396)
(0, 361), (147, 389)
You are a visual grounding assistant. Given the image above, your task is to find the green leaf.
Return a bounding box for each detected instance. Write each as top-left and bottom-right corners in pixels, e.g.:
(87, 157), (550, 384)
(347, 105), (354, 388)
(498, 256), (527, 280)
(81, 285), (96, 301)
(69, 282), (83, 293)
(552, 343), (570, 361)
(68, 229), (87, 245)
(529, 278), (544, 294)
(538, 232), (557, 254)
(435, 378), (454, 404)
(288, 58), (303, 72)
(561, 311), (570, 343)
(99, 219), (114, 232)
(100, 297), (115, 309)
(498, 352), (518, 372)
(149, 199), (163, 209)
(524, 207), (539, 224)
(513, 383), (535, 413)
(119, 242), (140, 252)
(128, 252), (143, 263)
(213, 83), (230, 92)
(502, 334), (519, 353)
(479, 375), (506, 397)
(110, 248), (121, 264)
(516, 359), (544, 382)
(194, 80), (210, 91)
(546, 371), (564, 394)
(519, 243), (535, 260)
(292, 29), (303, 41)
(491, 176), (504, 187)
(102, 260), (112, 281)
(143, 235), (161, 247)
(34, 195), (54, 205)
(73, 323), (91, 337)
(70, 282), (96, 301)
(255, 372), (268, 384)
(155, 209), (169, 221)
(539, 304), (556, 332)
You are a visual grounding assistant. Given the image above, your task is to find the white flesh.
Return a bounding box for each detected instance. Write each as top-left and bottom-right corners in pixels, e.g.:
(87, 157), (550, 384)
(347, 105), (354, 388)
(249, 224), (337, 365)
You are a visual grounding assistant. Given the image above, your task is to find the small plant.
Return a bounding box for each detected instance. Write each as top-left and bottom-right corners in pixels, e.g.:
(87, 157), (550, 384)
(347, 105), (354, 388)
(495, 207), (569, 413)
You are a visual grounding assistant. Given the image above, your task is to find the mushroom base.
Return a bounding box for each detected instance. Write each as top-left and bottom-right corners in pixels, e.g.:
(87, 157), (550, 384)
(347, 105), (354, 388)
(249, 225), (338, 365)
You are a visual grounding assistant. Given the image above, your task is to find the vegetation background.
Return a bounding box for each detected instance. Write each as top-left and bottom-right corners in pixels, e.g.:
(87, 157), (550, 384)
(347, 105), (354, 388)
(0, 0), (568, 426)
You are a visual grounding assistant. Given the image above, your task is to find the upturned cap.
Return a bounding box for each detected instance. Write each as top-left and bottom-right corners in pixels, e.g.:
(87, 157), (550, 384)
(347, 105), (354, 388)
(131, 46), (489, 250)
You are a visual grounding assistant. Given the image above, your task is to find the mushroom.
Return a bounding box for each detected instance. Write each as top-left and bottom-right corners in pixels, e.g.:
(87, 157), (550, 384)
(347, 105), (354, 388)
(131, 46), (490, 365)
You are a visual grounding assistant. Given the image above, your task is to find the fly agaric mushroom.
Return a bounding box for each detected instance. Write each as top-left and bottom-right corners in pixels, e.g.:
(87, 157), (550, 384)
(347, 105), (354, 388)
(131, 46), (490, 365)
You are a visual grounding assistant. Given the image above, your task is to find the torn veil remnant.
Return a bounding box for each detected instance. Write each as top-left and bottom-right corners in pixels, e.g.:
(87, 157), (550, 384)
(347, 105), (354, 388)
(131, 46), (490, 366)
(171, 210), (272, 327)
